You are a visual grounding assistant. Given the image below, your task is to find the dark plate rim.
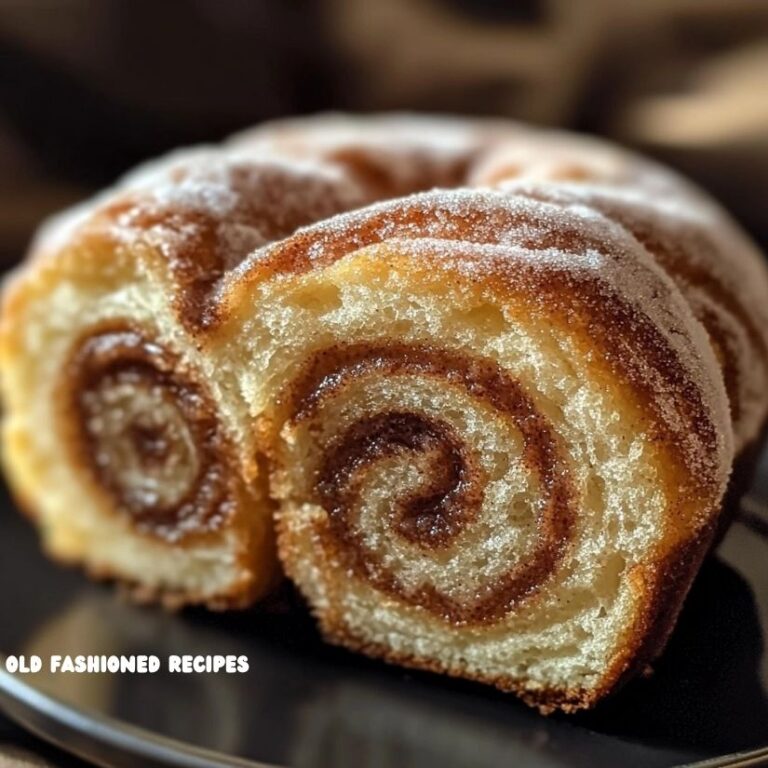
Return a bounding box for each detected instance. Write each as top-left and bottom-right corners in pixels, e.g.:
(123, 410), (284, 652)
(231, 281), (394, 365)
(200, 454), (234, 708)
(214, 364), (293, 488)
(1, 656), (767, 768)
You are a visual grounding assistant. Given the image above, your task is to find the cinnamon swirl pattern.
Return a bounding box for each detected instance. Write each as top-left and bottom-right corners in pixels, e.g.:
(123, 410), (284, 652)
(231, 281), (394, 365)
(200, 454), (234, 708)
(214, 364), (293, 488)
(65, 326), (232, 542)
(212, 188), (733, 711)
(2, 114), (767, 711)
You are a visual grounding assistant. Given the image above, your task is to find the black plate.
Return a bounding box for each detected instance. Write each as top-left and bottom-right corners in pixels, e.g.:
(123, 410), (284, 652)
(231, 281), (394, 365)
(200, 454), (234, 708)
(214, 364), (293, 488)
(1, 452), (768, 768)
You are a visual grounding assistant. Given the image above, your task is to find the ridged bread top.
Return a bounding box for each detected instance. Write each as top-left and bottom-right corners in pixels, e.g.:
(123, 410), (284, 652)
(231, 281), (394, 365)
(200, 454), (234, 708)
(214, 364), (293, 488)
(20, 113), (768, 451)
(223, 187), (734, 525)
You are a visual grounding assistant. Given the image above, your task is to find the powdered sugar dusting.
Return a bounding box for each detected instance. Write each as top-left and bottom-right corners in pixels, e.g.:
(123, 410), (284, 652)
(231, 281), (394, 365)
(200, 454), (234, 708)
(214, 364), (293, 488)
(228, 113), (508, 199)
(231, 185), (734, 495)
(23, 112), (768, 460)
(228, 112), (489, 161)
(31, 146), (369, 325)
(490, 179), (768, 448)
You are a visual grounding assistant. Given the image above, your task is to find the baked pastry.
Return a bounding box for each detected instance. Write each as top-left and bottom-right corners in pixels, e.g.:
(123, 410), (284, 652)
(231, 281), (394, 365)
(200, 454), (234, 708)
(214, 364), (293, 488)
(213, 185), (733, 712)
(0, 147), (365, 607)
(3, 114), (766, 712)
(0, 117), (498, 606)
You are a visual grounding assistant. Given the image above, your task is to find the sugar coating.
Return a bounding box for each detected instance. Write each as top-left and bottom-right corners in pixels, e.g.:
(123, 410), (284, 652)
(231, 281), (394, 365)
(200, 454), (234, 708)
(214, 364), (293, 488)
(31, 113), (768, 453)
(228, 185), (732, 502)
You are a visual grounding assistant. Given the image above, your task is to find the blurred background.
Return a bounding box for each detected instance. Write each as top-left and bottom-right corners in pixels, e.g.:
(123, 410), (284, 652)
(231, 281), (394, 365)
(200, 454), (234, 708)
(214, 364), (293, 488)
(1, 0), (768, 267)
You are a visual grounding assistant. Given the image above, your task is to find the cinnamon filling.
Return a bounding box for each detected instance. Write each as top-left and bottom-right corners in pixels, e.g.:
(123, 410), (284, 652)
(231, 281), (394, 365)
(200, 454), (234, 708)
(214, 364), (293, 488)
(254, 193), (719, 493)
(63, 326), (233, 541)
(285, 343), (576, 625)
(318, 411), (482, 549)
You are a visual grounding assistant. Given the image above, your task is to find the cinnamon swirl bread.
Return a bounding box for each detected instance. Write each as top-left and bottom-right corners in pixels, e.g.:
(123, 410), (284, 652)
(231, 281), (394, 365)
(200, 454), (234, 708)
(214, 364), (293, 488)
(212, 187), (734, 712)
(3, 114), (767, 711)
(0, 147), (365, 607)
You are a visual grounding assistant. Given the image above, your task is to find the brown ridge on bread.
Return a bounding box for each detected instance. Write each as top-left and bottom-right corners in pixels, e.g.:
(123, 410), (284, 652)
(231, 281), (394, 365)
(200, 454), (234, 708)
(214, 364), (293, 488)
(697, 303), (744, 423)
(232, 193), (628, 281)
(323, 145), (473, 200)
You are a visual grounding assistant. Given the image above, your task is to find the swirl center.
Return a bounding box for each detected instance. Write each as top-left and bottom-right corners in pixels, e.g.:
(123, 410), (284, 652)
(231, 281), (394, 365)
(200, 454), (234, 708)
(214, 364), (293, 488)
(282, 343), (576, 625)
(63, 326), (233, 541)
(318, 411), (481, 549)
